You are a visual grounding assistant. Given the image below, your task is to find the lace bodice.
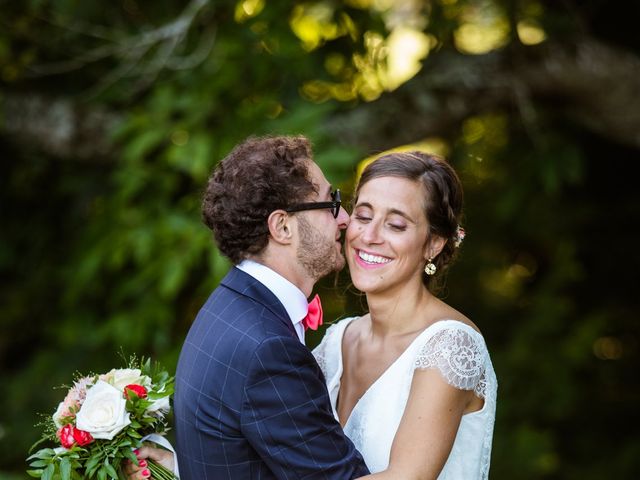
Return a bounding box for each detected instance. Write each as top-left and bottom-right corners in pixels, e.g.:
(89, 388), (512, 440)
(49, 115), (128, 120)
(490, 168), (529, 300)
(313, 318), (497, 479)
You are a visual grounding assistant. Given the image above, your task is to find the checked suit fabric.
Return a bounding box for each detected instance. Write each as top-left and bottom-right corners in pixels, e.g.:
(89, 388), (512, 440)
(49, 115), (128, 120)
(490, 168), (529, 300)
(174, 267), (369, 479)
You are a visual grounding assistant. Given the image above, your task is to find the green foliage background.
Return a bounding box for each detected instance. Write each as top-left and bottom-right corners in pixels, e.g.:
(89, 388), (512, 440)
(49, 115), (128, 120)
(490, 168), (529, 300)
(1, 0), (639, 478)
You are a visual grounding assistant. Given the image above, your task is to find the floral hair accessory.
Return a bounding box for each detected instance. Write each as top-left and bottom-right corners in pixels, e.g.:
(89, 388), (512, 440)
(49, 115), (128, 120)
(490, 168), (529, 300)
(454, 225), (466, 248)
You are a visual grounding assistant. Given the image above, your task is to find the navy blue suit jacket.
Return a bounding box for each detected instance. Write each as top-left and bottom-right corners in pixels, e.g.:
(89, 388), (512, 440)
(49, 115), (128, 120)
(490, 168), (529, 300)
(174, 267), (369, 479)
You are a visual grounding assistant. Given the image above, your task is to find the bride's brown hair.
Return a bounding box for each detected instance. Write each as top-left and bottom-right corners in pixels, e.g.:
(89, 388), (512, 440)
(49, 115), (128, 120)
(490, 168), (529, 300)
(355, 151), (464, 288)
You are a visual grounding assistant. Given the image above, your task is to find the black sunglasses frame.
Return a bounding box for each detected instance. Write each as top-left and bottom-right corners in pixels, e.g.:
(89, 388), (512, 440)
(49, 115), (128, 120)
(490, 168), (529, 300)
(285, 189), (341, 219)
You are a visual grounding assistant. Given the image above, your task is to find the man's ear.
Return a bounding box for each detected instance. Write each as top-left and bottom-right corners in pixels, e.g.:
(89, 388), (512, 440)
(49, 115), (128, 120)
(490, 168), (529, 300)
(267, 210), (294, 245)
(424, 234), (447, 261)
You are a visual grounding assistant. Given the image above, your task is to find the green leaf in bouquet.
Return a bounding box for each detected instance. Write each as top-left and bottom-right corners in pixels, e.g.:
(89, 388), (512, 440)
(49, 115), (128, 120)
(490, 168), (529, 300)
(42, 463), (55, 480)
(85, 454), (101, 477)
(28, 459), (49, 468)
(97, 466), (107, 480)
(60, 456), (71, 480)
(142, 357), (152, 374)
(143, 417), (159, 427)
(122, 447), (139, 464)
(153, 370), (170, 385)
(104, 459), (119, 480)
(147, 391), (166, 400)
(26, 469), (44, 478)
(27, 448), (57, 461)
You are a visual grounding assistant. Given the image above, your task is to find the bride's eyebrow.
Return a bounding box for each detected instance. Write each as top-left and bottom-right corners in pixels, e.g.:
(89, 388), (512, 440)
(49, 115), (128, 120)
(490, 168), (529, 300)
(388, 208), (417, 224)
(356, 201), (417, 223)
(354, 201), (372, 209)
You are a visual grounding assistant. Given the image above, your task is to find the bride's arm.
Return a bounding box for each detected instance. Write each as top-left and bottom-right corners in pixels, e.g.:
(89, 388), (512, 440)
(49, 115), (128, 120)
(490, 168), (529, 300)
(359, 369), (474, 480)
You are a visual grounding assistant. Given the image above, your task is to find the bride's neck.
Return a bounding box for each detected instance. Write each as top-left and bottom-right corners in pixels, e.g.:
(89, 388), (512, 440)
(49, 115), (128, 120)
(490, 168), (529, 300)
(365, 283), (433, 337)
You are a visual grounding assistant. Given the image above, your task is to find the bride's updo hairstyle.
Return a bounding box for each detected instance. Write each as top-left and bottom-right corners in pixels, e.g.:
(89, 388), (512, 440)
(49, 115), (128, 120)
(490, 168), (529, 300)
(355, 151), (464, 288)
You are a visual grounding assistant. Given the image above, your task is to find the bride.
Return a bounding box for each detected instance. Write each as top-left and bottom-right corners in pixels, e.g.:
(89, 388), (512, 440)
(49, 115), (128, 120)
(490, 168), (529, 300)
(314, 151), (496, 479)
(128, 151), (497, 479)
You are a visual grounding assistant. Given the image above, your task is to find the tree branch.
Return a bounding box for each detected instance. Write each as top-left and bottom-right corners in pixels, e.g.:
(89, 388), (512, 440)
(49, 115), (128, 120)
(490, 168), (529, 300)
(27, 0), (213, 97)
(4, 37), (639, 160)
(329, 37), (640, 151)
(1, 94), (120, 161)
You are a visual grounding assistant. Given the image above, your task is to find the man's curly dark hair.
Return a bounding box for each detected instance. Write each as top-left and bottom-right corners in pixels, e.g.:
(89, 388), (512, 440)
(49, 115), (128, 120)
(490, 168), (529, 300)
(202, 135), (318, 264)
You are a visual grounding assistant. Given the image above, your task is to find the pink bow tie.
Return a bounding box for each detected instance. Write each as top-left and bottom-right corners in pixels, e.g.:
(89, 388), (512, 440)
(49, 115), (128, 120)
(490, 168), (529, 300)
(302, 294), (323, 331)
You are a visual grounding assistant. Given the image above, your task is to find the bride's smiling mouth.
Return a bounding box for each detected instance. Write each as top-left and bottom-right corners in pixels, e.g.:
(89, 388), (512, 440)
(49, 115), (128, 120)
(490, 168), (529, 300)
(354, 249), (392, 268)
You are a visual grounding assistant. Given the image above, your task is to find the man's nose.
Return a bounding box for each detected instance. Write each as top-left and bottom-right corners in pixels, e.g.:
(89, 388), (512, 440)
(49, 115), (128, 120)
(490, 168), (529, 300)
(337, 206), (350, 229)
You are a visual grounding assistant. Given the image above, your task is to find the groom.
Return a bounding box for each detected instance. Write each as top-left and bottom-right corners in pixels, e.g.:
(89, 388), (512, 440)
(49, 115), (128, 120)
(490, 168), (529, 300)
(173, 136), (369, 479)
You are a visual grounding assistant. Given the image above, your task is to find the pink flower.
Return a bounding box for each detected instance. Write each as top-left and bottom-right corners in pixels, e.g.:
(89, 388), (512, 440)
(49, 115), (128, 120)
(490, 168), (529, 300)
(70, 376), (95, 404)
(53, 376), (95, 427)
(57, 424), (76, 449)
(124, 384), (148, 400)
(72, 427), (94, 446)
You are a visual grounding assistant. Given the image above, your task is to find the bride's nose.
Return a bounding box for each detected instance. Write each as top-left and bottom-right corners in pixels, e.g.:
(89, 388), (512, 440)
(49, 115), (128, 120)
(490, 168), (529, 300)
(361, 221), (383, 244)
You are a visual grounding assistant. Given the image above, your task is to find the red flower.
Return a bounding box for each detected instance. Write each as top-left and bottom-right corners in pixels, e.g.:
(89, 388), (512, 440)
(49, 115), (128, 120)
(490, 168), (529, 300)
(73, 427), (94, 446)
(57, 424), (76, 449)
(124, 384), (148, 400)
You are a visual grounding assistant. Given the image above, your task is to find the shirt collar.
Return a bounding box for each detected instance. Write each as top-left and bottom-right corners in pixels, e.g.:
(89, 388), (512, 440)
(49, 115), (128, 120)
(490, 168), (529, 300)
(236, 259), (308, 330)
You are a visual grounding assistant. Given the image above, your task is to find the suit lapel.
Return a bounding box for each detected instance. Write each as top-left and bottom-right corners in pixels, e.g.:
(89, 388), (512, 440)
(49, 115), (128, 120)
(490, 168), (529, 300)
(221, 267), (298, 338)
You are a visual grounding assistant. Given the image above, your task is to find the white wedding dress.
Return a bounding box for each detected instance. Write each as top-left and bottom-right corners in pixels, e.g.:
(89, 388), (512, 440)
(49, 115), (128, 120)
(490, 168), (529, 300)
(313, 318), (497, 479)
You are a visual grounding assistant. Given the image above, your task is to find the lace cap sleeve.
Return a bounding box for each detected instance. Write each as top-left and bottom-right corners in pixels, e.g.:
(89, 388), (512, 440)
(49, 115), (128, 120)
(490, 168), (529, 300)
(414, 323), (489, 399)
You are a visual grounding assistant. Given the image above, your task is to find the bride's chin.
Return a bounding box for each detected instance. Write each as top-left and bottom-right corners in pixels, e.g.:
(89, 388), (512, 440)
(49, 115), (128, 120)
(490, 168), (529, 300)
(350, 274), (377, 293)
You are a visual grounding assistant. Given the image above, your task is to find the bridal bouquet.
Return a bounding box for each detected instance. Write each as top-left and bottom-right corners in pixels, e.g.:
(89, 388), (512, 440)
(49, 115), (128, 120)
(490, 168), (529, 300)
(27, 357), (177, 480)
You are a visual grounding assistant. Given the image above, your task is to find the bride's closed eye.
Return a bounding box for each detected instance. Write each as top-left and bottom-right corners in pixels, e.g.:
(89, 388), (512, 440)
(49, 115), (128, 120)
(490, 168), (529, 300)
(354, 214), (372, 223)
(388, 222), (407, 232)
(352, 207), (372, 222)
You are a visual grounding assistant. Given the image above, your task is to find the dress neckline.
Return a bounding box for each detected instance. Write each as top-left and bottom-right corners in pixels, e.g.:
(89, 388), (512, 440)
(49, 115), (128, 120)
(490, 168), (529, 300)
(334, 318), (476, 428)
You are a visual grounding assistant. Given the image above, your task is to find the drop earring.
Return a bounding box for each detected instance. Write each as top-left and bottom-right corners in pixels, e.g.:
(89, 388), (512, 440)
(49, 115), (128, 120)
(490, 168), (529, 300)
(424, 257), (436, 276)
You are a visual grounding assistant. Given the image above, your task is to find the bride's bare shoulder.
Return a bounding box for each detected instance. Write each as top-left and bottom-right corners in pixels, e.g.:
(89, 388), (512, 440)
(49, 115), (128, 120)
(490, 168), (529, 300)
(432, 299), (481, 334)
(341, 314), (369, 345)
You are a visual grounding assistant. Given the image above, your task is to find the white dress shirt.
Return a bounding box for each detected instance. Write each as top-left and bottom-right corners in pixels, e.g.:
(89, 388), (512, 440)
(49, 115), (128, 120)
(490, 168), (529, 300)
(236, 259), (308, 344)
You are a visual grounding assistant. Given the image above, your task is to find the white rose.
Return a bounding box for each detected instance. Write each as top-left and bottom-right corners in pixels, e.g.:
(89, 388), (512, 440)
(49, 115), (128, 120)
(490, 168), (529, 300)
(75, 380), (131, 440)
(52, 401), (66, 428)
(102, 368), (148, 391)
(147, 396), (170, 416)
